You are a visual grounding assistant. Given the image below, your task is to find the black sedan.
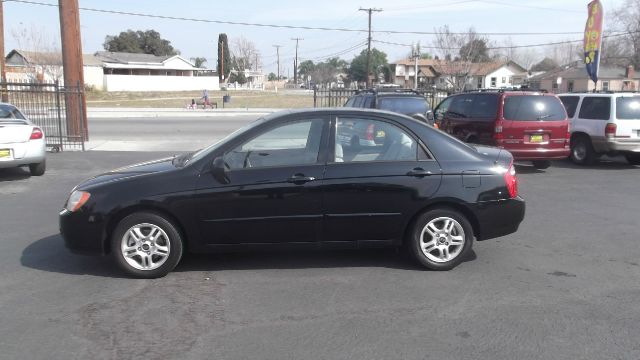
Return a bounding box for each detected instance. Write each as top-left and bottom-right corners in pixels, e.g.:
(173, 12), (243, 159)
(60, 108), (525, 278)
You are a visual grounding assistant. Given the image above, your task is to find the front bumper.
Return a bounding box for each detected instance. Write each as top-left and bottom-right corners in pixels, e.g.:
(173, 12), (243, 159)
(473, 196), (526, 241)
(59, 208), (107, 255)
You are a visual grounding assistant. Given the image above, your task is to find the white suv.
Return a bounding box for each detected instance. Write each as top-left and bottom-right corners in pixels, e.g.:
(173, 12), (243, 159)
(559, 92), (640, 165)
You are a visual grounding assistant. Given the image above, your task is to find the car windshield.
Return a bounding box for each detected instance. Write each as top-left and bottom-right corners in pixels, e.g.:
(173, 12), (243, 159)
(0, 104), (27, 123)
(378, 97), (429, 114)
(503, 95), (566, 121)
(616, 97), (640, 119)
(184, 116), (268, 166)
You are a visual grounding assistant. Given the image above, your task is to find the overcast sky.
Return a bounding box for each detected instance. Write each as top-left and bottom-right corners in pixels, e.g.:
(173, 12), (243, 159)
(3, 0), (626, 75)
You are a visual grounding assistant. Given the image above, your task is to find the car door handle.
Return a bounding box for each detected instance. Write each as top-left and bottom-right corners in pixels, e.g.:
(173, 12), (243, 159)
(406, 168), (432, 177)
(287, 174), (316, 184)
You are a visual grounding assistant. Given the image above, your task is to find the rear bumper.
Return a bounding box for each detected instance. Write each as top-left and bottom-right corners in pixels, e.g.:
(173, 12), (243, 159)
(508, 148), (570, 161)
(0, 139), (46, 168)
(593, 138), (640, 154)
(472, 196), (525, 241)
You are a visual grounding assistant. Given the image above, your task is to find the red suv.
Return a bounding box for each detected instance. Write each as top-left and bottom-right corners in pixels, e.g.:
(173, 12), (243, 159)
(434, 90), (570, 169)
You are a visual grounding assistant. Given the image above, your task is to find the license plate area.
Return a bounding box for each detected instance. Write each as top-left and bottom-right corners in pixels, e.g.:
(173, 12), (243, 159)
(0, 149), (11, 159)
(529, 134), (543, 143)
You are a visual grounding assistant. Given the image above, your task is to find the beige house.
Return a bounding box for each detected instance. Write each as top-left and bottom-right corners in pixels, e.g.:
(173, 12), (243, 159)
(529, 62), (639, 93)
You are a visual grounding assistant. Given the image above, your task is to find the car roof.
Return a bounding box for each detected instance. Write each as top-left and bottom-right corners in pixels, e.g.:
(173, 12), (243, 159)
(557, 92), (640, 97)
(267, 107), (421, 119)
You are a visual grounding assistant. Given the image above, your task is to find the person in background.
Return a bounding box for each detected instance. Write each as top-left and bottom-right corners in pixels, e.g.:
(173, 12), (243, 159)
(201, 89), (210, 108)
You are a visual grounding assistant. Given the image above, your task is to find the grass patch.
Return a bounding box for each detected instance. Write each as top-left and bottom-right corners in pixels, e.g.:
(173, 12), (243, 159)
(86, 90), (314, 108)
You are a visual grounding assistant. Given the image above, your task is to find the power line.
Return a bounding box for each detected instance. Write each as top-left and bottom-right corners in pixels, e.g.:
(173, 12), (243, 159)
(476, 0), (581, 13)
(5, 0), (592, 36)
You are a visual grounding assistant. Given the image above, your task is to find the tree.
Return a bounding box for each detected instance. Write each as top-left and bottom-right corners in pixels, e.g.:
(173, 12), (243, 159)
(348, 48), (388, 83)
(459, 39), (491, 63)
(297, 60), (316, 79)
(610, 0), (640, 68)
(268, 72), (277, 81)
(229, 71), (246, 85)
(10, 24), (63, 82)
(217, 33), (231, 82)
(103, 30), (178, 56)
(231, 36), (260, 71)
(531, 57), (559, 72)
(190, 57), (207, 68)
(432, 25), (480, 91)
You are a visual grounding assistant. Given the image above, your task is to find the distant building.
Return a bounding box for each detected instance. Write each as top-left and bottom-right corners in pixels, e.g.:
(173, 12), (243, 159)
(528, 62), (639, 93)
(4, 49), (220, 92)
(391, 59), (527, 90)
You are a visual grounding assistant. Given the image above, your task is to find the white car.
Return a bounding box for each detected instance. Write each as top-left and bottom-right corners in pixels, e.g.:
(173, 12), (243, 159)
(559, 92), (640, 165)
(0, 103), (46, 176)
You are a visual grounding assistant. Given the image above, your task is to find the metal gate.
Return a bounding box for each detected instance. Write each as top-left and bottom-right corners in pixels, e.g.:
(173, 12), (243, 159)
(1, 81), (85, 151)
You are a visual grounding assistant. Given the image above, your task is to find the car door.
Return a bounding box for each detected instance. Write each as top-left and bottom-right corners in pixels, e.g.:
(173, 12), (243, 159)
(467, 94), (499, 145)
(195, 116), (329, 245)
(444, 94), (474, 141)
(322, 115), (442, 245)
(575, 96), (610, 152)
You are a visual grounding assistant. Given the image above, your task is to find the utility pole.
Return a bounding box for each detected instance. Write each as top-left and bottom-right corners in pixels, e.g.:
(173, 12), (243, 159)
(219, 40), (224, 82)
(359, 7), (382, 88)
(58, 0), (87, 140)
(0, 0), (8, 102)
(255, 53), (258, 72)
(413, 42), (420, 90)
(272, 45), (281, 80)
(291, 37), (303, 84)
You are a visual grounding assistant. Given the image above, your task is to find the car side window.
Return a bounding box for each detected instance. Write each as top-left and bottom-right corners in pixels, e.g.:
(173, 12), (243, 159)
(353, 96), (364, 107)
(559, 96), (580, 118)
(344, 97), (356, 107)
(334, 118), (417, 163)
(435, 97), (453, 119)
(224, 118), (324, 170)
(363, 96), (374, 108)
(468, 94), (498, 118)
(448, 95), (474, 118)
(578, 97), (611, 120)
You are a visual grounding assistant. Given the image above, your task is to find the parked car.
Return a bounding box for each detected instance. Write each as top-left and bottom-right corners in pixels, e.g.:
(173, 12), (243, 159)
(344, 89), (435, 125)
(434, 90), (570, 169)
(558, 92), (640, 165)
(0, 103), (46, 176)
(60, 108), (525, 278)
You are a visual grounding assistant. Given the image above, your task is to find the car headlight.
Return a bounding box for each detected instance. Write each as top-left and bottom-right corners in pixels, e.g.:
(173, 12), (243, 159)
(65, 190), (91, 212)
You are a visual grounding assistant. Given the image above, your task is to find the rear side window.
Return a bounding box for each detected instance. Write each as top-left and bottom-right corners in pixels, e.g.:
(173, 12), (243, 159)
(448, 95), (474, 117)
(378, 97), (429, 114)
(363, 96), (374, 108)
(468, 94), (498, 118)
(559, 96), (580, 118)
(578, 97), (611, 120)
(344, 97), (356, 107)
(0, 105), (25, 120)
(503, 95), (567, 121)
(616, 97), (640, 120)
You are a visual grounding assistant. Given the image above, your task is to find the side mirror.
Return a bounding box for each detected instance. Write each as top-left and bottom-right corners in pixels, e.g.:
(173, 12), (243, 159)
(211, 156), (229, 184)
(427, 112), (434, 121)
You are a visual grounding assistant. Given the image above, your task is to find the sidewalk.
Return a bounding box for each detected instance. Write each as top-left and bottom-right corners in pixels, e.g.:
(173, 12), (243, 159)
(87, 107), (278, 118)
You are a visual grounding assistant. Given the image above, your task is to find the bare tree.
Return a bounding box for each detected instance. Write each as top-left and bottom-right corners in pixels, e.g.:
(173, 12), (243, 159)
(432, 26), (486, 91)
(10, 24), (63, 82)
(545, 40), (581, 66)
(493, 37), (538, 71)
(610, 0), (640, 67)
(231, 36), (260, 71)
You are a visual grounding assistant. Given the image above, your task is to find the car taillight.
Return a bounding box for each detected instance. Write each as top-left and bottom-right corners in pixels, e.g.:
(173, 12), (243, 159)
(504, 162), (518, 198)
(565, 125), (571, 147)
(30, 128), (43, 140)
(366, 124), (375, 141)
(605, 123), (616, 138)
(494, 121), (504, 140)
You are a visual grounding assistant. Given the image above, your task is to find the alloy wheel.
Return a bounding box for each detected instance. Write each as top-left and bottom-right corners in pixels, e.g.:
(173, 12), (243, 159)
(120, 223), (171, 271)
(419, 217), (466, 263)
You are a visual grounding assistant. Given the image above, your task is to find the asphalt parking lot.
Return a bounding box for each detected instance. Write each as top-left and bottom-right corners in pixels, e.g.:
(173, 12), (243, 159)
(1, 150), (639, 360)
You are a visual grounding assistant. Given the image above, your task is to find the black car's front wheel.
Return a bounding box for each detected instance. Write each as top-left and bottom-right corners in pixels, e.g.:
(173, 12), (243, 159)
(410, 209), (474, 270)
(111, 212), (184, 278)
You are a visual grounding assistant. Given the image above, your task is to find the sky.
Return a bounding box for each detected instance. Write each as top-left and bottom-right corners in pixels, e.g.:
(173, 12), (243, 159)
(2, 0), (627, 75)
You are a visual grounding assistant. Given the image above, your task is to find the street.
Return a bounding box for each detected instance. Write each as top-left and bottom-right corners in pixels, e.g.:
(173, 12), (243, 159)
(1, 115), (639, 359)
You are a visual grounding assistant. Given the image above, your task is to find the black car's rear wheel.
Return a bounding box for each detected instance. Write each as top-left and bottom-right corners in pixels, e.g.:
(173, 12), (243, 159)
(111, 212), (183, 278)
(410, 208), (474, 270)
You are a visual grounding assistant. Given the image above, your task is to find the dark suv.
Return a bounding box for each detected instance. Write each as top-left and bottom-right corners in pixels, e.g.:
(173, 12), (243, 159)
(344, 89), (435, 125)
(434, 90), (570, 169)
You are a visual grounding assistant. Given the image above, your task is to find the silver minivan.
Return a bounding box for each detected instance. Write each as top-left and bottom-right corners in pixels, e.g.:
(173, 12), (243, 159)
(559, 92), (640, 165)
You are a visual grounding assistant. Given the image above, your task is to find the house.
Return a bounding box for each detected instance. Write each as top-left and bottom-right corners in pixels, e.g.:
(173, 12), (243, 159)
(4, 49), (103, 89)
(4, 49), (220, 92)
(528, 62), (639, 93)
(391, 59), (527, 90)
(95, 51), (219, 91)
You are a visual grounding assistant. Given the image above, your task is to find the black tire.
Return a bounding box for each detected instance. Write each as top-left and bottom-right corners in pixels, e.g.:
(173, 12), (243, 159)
(532, 160), (551, 169)
(29, 160), (46, 176)
(625, 153), (640, 165)
(570, 136), (595, 165)
(111, 212), (184, 278)
(409, 208), (474, 271)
